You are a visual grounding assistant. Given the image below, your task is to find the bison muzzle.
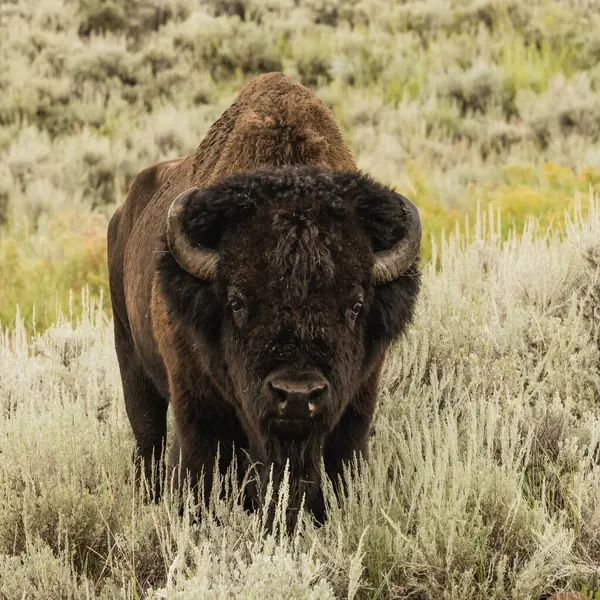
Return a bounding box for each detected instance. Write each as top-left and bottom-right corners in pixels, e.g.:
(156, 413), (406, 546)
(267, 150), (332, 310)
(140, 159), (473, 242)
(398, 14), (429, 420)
(107, 72), (422, 528)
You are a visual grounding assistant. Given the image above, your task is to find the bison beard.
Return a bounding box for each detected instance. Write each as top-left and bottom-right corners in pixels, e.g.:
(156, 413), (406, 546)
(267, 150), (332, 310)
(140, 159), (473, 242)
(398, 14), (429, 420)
(260, 437), (326, 529)
(107, 73), (421, 530)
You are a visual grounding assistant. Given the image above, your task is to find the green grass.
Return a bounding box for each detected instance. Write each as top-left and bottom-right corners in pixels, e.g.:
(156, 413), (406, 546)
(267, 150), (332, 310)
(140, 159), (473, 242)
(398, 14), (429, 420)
(0, 209), (109, 330)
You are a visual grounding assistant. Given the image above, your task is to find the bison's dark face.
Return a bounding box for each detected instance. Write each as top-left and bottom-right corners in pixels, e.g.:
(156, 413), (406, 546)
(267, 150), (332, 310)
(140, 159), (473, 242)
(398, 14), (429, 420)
(158, 166), (420, 451)
(219, 201), (373, 440)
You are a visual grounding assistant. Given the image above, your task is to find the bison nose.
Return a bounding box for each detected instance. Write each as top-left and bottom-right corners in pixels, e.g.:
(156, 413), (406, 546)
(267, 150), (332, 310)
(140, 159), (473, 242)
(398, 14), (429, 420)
(266, 372), (329, 419)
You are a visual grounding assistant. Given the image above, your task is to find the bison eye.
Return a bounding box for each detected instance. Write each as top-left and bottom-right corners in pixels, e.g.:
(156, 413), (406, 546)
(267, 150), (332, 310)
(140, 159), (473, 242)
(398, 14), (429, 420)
(229, 298), (245, 313)
(229, 295), (248, 328)
(346, 299), (363, 327)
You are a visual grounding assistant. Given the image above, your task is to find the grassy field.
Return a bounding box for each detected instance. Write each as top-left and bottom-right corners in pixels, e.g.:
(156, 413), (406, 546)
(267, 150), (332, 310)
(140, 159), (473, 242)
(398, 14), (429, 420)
(1, 0), (600, 597)
(1, 201), (600, 599)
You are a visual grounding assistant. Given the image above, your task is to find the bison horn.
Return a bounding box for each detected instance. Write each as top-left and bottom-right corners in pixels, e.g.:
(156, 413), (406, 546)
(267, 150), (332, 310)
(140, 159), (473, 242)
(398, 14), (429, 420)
(167, 188), (219, 281)
(372, 196), (422, 284)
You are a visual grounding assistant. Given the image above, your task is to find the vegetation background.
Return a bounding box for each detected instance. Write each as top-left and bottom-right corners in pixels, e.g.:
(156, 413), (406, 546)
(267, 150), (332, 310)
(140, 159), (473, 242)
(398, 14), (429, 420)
(1, 0), (600, 598)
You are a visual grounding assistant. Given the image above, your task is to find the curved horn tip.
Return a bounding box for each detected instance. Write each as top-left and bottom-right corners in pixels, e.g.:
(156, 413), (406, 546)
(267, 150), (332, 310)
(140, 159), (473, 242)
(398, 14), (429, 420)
(166, 187), (219, 281)
(169, 187), (201, 213)
(372, 196), (422, 285)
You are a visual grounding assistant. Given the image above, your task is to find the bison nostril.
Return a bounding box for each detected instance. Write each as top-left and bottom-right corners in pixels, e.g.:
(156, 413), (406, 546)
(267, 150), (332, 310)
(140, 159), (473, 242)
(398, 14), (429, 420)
(268, 381), (287, 400)
(308, 387), (325, 415)
(309, 387), (325, 400)
(268, 382), (289, 415)
(267, 373), (329, 419)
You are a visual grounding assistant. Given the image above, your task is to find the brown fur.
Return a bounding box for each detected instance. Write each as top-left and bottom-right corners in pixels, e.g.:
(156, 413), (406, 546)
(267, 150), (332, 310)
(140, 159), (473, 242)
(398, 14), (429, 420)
(107, 73), (418, 524)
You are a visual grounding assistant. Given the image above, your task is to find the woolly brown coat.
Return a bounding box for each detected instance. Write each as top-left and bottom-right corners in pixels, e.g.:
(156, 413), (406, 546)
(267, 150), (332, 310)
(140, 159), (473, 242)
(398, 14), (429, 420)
(107, 72), (420, 523)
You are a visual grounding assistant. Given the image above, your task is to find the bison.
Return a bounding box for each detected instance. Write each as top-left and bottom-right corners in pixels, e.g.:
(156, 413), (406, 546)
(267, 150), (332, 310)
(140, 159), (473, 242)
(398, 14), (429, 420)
(107, 72), (421, 526)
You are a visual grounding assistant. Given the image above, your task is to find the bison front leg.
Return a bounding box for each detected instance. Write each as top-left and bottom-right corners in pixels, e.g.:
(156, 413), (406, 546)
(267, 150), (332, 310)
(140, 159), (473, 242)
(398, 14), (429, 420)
(169, 385), (248, 509)
(323, 372), (380, 505)
(169, 420), (228, 505)
(113, 315), (168, 502)
(324, 405), (371, 487)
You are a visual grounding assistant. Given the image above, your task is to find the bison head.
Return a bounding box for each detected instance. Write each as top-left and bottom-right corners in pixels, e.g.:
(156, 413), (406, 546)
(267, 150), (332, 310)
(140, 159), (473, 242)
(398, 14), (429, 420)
(157, 166), (420, 512)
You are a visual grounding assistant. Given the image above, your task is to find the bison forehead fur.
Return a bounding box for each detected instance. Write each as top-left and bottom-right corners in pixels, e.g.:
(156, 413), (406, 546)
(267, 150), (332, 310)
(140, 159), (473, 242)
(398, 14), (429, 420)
(107, 72), (422, 528)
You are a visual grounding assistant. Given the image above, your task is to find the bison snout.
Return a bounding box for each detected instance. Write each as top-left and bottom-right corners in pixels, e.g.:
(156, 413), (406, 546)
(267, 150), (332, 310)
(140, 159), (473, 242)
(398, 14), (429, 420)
(265, 371), (329, 420)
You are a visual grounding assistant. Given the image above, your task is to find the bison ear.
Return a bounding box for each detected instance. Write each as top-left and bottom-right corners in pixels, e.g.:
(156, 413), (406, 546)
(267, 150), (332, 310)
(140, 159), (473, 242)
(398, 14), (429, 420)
(167, 185), (255, 280)
(347, 175), (421, 284)
(369, 191), (421, 284)
(174, 186), (250, 248)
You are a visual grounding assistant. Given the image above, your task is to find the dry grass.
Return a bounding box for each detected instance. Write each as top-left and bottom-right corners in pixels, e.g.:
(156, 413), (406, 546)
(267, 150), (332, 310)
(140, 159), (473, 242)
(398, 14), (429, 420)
(1, 198), (600, 599)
